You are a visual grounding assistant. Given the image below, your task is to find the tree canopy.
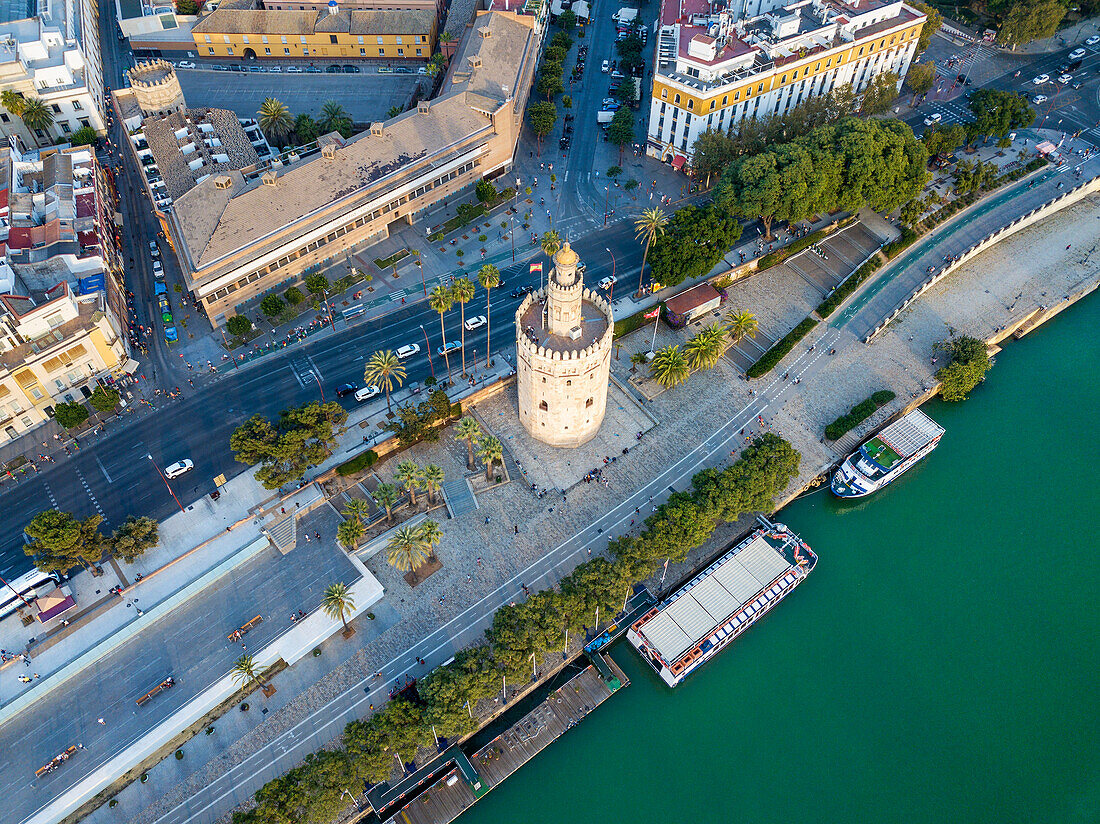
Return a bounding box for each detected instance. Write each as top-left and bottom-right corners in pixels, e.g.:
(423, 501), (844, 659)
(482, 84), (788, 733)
(110, 516), (159, 562)
(996, 0), (1067, 46)
(936, 335), (991, 401)
(967, 89), (1035, 140)
(647, 204), (742, 287)
(24, 510), (105, 573)
(230, 401), (348, 489)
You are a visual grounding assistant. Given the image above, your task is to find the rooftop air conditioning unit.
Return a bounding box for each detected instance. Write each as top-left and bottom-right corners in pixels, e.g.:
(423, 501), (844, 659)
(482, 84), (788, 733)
(213, 175), (232, 189)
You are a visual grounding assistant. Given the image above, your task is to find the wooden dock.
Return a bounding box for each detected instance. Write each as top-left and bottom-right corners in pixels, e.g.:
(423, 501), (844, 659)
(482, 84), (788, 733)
(384, 654), (629, 824)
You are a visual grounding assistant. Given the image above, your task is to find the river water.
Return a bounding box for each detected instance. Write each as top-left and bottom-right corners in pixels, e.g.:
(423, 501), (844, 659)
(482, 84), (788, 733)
(457, 296), (1100, 824)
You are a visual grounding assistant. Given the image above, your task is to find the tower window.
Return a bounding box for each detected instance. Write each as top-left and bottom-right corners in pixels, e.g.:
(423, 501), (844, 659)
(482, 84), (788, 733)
(586, 398), (593, 408)
(539, 400), (548, 411)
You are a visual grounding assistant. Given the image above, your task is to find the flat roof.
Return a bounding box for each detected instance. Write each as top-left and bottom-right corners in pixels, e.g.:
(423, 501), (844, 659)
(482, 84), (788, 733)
(664, 282), (721, 316)
(878, 409), (944, 458)
(193, 7), (435, 35)
(638, 535), (792, 664)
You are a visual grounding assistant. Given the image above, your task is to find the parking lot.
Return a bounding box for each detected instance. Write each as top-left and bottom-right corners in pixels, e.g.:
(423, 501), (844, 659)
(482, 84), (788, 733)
(175, 66), (423, 124)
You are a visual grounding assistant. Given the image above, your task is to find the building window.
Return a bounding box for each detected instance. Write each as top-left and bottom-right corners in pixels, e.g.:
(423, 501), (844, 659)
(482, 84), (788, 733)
(687, 99), (693, 110)
(379, 47), (385, 55)
(377, 36), (384, 45)
(264, 47), (271, 54)
(61, 122), (71, 133)
(721, 94), (728, 105)
(223, 35), (231, 43)
(281, 35), (288, 43)
(781, 74), (787, 83)
(79, 118), (89, 127)
(539, 400), (548, 410)
(0, 113), (7, 123)
(51, 103), (62, 113)
(416, 48), (422, 55)
(360, 47), (366, 55)
(661, 89), (667, 99)
(226, 47), (233, 54)
(396, 36), (402, 44)
(330, 34), (338, 44)
(242, 35), (249, 44)
(262, 36), (269, 44)
(284, 47), (290, 55)
(205, 34), (212, 43)
(674, 93), (680, 104)
(586, 398), (593, 407)
(73, 100), (82, 110)
(209, 47), (215, 54)
(301, 36), (306, 43)
(397, 48), (403, 55)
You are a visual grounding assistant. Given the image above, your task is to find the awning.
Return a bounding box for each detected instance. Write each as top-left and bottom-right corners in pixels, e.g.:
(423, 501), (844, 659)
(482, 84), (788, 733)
(671, 155), (687, 169)
(36, 587), (76, 622)
(1035, 141), (1056, 155)
(122, 358), (140, 374)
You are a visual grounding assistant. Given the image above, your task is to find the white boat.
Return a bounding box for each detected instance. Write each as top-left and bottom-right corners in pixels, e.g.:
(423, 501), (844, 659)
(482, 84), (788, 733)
(831, 409), (944, 498)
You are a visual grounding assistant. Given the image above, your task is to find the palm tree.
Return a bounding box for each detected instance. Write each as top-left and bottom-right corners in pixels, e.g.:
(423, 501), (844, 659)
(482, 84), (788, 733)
(456, 416), (482, 470)
(394, 459), (422, 507)
(1, 89), (26, 117)
(451, 277), (475, 376)
(629, 352), (648, 373)
(421, 464), (445, 505)
(725, 310), (759, 343)
(342, 498), (371, 526)
(649, 344), (690, 388)
(540, 230), (561, 260)
(336, 518), (365, 552)
(231, 654), (266, 693)
(318, 100), (349, 133)
(257, 98), (293, 145)
(374, 482), (398, 523)
(428, 284), (455, 386)
(477, 264), (500, 367)
(418, 520), (442, 558)
(20, 97), (53, 146)
(321, 582), (356, 632)
(363, 350), (406, 414)
(476, 435), (503, 482)
(386, 524), (430, 574)
(634, 208), (669, 296)
(684, 325), (727, 371)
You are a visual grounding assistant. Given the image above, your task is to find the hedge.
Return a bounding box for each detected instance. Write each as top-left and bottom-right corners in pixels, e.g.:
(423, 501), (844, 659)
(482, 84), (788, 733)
(882, 224), (919, 260)
(614, 305), (658, 339)
(824, 390), (896, 440)
(746, 317), (817, 378)
(816, 257), (882, 318)
(336, 450), (378, 476)
(755, 216), (853, 271)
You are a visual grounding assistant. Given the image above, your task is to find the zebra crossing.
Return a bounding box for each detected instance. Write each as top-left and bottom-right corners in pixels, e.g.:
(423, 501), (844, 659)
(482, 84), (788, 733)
(288, 356), (322, 389)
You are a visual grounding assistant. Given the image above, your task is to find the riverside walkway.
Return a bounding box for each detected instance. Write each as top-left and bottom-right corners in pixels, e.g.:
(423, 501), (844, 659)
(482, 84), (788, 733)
(383, 654), (629, 824)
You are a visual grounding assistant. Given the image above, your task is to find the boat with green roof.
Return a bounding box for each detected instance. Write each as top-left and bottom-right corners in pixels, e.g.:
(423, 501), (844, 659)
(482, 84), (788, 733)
(831, 409), (944, 498)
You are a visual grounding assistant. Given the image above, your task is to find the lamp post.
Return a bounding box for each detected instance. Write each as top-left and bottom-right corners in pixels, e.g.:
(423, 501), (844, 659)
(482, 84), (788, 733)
(340, 788), (363, 811)
(147, 454), (185, 512)
(419, 324), (436, 380)
(605, 247), (616, 301)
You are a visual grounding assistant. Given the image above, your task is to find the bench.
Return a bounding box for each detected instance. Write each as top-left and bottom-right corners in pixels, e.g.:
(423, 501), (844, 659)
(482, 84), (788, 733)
(136, 677), (175, 706)
(36, 745), (77, 777)
(227, 615), (263, 642)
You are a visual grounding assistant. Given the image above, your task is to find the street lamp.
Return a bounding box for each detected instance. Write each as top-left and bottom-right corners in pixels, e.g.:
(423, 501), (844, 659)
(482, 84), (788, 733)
(419, 324), (436, 380)
(340, 788), (363, 811)
(605, 247), (616, 301)
(147, 453), (185, 513)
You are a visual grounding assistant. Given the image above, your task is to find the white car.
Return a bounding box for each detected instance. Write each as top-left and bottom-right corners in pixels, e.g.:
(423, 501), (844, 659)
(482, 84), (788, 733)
(437, 340), (462, 357)
(598, 275), (617, 290)
(177, 61), (196, 69)
(285, 66), (303, 73)
(164, 459), (193, 479)
(1058, 73), (1073, 84)
(1032, 94), (1048, 104)
(1068, 48), (1086, 60)
(152, 260), (164, 278)
(396, 343), (420, 359)
(601, 59), (609, 73)
(354, 385), (380, 402)
(1032, 74), (1050, 84)
(1086, 35), (1100, 46)
(923, 112), (942, 126)
(463, 315), (488, 331)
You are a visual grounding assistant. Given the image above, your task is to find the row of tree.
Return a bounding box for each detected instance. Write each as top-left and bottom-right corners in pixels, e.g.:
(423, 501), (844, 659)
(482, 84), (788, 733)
(24, 510), (159, 573)
(230, 401), (348, 490)
(232, 433), (802, 823)
(646, 308), (760, 388)
(256, 98), (355, 147)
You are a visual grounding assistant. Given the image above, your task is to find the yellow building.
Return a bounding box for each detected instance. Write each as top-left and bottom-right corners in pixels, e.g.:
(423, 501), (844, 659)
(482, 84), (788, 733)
(0, 281), (130, 444)
(192, 6), (437, 60)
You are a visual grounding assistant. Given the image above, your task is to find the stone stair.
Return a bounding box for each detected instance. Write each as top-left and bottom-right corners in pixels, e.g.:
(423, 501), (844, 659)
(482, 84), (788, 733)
(264, 515), (297, 554)
(441, 478), (478, 519)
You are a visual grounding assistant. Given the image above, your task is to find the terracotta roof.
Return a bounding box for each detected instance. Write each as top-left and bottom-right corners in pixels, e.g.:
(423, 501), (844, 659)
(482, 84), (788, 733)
(664, 282), (721, 316)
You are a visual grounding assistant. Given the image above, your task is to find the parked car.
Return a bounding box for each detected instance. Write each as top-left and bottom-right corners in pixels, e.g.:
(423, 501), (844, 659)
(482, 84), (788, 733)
(923, 112), (942, 126)
(511, 285), (535, 298)
(1086, 35), (1100, 45)
(305, 66), (323, 73)
(1032, 74), (1049, 84)
(212, 64), (229, 71)
(335, 383), (359, 398)
(1069, 48), (1086, 60)
(394, 66), (414, 74)
(149, 240), (160, 256)
(396, 343), (421, 359)
(1032, 94), (1048, 103)
(164, 326), (178, 342)
(342, 65), (360, 73)
(268, 66), (282, 73)
(286, 66), (303, 73)
(164, 459), (194, 479)
(355, 385), (380, 402)
(1058, 73), (1073, 84)
(437, 341), (462, 357)
(601, 59), (610, 73)
(326, 65), (341, 73)
(177, 61), (196, 69)
(152, 260), (164, 278)
(464, 315), (488, 331)
(610, 69), (625, 79)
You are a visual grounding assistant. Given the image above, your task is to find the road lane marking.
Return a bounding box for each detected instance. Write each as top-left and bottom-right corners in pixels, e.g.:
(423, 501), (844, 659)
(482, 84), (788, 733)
(95, 456), (114, 484)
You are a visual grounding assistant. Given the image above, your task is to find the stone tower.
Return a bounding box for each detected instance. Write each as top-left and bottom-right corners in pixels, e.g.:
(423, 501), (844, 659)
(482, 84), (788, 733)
(515, 242), (614, 448)
(127, 60), (186, 118)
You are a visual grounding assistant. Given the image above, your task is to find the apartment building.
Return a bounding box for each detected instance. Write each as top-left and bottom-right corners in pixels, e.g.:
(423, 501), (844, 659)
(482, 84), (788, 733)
(167, 6), (544, 326)
(192, 3), (438, 60)
(647, 0), (925, 164)
(0, 0), (106, 150)
(0, 276), (129, 444)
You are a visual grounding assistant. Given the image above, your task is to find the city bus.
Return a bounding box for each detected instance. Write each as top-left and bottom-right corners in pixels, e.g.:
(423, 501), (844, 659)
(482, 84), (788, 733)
(0, 568), (63, 621)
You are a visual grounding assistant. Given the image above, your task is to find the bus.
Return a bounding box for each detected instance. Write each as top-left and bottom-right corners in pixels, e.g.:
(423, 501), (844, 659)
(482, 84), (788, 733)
(0, 568), (63, 622)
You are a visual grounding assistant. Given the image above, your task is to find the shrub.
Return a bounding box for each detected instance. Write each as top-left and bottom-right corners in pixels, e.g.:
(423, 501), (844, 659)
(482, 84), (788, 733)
(69, 125), (98, 147)
(54, 401), (89, 429)
(89, 386), (120, 414)
(336, 450), (379, 476)
(260, 294), (285, 317)
(936, 335), (990, 401)
(109, 799), (118, 808)
(816, 258), (882, 318)
(226, 315), (252, 337)
(825, 391), (896, 439)
(882, 224), (919, 259)
(284, 286), (304, 306)
(746, 318), (817, 378)
(312, 647), (322, 657)
(871, 390), (896, 405)
(175, 750), (184, 760)
(614, 306), (658, 339)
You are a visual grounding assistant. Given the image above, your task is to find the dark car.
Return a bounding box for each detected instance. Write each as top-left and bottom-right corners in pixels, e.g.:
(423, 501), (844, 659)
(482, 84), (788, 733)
(342, 64), (360, 73)
(335, 383), (359, 398)
(326, 65), (341, 73)
(510, 285), (535, 298)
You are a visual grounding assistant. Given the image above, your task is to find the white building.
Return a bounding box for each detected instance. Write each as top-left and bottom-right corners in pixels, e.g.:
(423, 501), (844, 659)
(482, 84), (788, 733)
(648, 0), (926, 165)
(0, 0), (106, 150)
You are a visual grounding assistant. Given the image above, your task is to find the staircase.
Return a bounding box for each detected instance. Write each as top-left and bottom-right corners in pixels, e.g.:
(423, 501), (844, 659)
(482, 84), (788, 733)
(264, 515), (297, 554)
(441, 478), (478, 519)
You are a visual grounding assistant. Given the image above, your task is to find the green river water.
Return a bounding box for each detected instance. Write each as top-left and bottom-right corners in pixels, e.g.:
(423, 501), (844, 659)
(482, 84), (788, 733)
(459, 295), (1100, 824)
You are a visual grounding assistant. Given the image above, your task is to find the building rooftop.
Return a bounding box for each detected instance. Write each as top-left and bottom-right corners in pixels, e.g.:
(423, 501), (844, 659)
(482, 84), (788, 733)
(193, 6), (436, 35)
(0, 0), (34, 25)
(519, 293), (608, 354)
(664, 282), (721, 317)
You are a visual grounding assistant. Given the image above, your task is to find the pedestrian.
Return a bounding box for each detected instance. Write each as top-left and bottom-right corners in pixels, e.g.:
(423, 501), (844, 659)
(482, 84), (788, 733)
(514, 524), (519, 534)
(315, 532), (321, 541)
(33, 672), (39, 679)
(305, 533), (311, 542)
(97, 717), (106, 726)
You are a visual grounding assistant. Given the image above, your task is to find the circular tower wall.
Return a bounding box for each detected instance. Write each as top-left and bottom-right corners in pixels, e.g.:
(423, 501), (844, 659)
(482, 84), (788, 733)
(127, 60), (186, 118)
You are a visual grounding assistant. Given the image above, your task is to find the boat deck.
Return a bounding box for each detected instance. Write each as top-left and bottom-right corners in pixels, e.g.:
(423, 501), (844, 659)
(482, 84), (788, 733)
(385, 656), (629, 824)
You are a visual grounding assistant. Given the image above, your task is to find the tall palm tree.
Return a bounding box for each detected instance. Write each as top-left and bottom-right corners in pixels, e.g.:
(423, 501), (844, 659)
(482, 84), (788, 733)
(421, 464), (445, 505)
(477, 264), (500, 367)
(394, 459), (422, 507)
(363, 350), (406, 414)
(318, 100), (349, 134)
(20, 98), (53, 146)
(321, 582), (356, 632)
(455, 416), (482, 470)
(476, 435), (503, 482)
(374, 482), (398, 523)
(1, 89), (27, 117)
(231, 655), (266, 693)
(386, 524), (430, 574)
(418, 520), (442, 557)
(725, 310), (759, 343)
(634, 208), (668, 296)
(684, 325), (728, 370)
(342, 498), (371, 526)
(428, 284), (455, 386)
(540, 230), (561, 260)
(257, 98), (293, 145)
(336, 518), (365, 552)
(451, 277), (475, 376)
(649, 344), (690, 388)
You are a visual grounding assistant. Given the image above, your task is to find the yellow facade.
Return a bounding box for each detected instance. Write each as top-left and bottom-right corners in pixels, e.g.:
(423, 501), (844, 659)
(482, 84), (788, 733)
(193, 28), (435, 60)
(652, 21), (923, 115)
